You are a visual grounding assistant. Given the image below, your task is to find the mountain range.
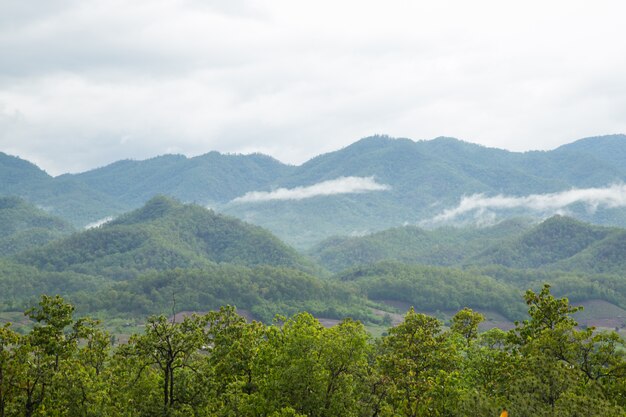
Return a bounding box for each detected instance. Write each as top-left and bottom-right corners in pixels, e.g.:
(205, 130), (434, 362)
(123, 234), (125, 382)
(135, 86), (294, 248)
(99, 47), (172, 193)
(2, 134), (626, 248)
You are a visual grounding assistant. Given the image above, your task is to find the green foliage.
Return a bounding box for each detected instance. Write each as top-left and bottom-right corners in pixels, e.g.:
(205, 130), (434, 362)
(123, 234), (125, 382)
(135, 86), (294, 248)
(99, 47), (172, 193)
(310, 217), (535, 271)
(0, 197), (73, 257)
(336, 261), (526, 320)
(1, 290), (626, 416)
(15, 196), (319, 278)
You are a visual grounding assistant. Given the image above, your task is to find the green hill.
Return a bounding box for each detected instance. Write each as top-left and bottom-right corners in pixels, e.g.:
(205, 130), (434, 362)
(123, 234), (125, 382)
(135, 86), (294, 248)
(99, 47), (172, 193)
(0, 196), (74, 256)
(311, 215), (626, 275)
(69, 151), (294, 206)
(4, 135), (626, 247)
(550, 230), (626, 274)
(334, 261), (527, 320)
(14, 196), (319, 278)
(468, 216), (615, 268)
(222, 135), (626, 247)
(310, 218), (534, 271)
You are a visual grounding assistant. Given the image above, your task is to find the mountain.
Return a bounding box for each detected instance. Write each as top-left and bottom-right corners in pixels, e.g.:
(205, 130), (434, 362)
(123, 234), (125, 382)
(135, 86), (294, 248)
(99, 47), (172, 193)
(0, 196), (74, 256)
(310, 218), (534, 272)
(468, 216), (616, 269)
(555, 134), (626, 172)
(0, 152), (50, 189)
(68, 152), (294, 206)
(14, 196), (319, 278)
(2, 197), (364, 322)
(311, 215), (626, 275)
(2, 134), (626, 247)
(224, 135), (626, 247)
(333, 261), (527, 320)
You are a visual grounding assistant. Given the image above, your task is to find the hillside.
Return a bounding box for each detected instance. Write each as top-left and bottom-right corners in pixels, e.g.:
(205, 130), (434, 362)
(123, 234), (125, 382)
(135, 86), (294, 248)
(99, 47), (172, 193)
(223, 135), (626, 247)
(1, 197), (375, 321)
(468, 216), (616, 269)
(2, 134), (626, 247)
(310, 218), (534, 271)
(14, 196), (318, 278)
(68, 151), (294, 205)
(0, 196), (74, 256)
(311, 215), (626, 275)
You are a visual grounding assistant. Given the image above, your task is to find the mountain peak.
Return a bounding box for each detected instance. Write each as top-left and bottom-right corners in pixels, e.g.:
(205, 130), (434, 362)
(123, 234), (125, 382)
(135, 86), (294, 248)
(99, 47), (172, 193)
(111, 195), (182, 225)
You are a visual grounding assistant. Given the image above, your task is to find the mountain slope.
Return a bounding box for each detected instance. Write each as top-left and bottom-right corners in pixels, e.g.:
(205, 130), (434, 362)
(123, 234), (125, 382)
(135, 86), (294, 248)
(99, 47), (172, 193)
(14, 196), (319, 278)
(468, 216), (618, 269)
(0, 196), (74, 256)
(69, 152), (294, 205)
(310, 218), (534, 271)
(3, 134), (626, 246)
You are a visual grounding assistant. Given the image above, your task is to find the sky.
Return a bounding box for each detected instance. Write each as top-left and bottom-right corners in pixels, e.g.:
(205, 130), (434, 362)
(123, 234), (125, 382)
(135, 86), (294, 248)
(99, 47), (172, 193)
(1, 0), (626, 176)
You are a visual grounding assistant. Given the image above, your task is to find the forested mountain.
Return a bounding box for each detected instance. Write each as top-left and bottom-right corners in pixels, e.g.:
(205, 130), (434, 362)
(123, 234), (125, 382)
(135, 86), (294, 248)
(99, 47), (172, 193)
(310, 218), (534, 271)
(0, 196), (74, 256)
(2, 134), (626, 247)
(13, 196), (318, 278)
(68, 151), (293, 206)
(0, 197), (365, 321)
(468, 216), (614, 267)
(1, 196), (625, 329)
(311, 215), (626, 275)
(226, 134), (626, 247)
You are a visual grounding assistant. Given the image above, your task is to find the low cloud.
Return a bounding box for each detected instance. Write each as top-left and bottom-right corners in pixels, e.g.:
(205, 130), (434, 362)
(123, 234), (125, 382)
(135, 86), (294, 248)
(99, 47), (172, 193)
(231, 176), (390, 203)
(84, 216), (114, 229)
(428, 184), (626, 224)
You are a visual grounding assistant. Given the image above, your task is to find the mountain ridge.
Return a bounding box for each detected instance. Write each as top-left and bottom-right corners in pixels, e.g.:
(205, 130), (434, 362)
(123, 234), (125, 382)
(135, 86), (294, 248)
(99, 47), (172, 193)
(2, 134), (626, 247)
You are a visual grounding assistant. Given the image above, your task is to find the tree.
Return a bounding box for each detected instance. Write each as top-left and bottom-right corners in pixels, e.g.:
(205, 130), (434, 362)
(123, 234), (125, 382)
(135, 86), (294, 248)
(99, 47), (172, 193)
(0, 323), (20, 417)
(451, 308), (484, 348)
(123, 313), (209, 415)
(377, 308), (459, 417)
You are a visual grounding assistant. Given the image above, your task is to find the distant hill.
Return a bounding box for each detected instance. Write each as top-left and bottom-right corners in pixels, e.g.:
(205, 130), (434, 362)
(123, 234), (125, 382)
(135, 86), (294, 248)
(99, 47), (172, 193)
(0, 196), (74, 256)
(0, 152), (50, 189)
(223, 134), (626, 247)
(468, 216), (616, 269)
(312, 215), (626, 275)
(68, 152), (294, 206)
(2, 134), (626, 247)
(310, 218), (535, 272)
(14, 196), (319, 278)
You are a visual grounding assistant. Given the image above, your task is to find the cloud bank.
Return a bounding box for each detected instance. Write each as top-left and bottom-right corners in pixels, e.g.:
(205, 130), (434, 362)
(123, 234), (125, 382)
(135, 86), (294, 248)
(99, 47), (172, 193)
(231, 176), (390, 203)
(429, 184), (626, 224)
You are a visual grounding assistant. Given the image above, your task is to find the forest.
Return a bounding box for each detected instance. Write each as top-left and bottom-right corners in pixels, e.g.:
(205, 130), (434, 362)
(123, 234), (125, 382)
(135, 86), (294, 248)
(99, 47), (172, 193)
(1, 285), (625, 417)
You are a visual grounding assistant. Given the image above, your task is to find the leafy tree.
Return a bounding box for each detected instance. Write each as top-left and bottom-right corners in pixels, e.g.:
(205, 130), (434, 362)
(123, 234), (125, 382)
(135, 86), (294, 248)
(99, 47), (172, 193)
(377, 308), (459, 417)
(451, 308), (484, 348)
(121, 313), (209, 415)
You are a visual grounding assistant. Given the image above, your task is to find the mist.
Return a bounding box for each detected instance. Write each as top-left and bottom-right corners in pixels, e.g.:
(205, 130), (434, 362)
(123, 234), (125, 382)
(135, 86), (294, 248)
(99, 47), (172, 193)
(231, 176), (390, 203)
(428, 184), (626, 224)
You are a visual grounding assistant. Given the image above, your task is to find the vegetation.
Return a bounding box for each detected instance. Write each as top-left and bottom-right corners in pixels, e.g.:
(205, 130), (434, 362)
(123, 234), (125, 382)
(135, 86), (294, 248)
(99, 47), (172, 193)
(3, 135), (626, 246)
(0, 197), (74, 257)
(13, 196), (320, 278)
(312, 215), (626, 275)
(1, 287), (625, 416)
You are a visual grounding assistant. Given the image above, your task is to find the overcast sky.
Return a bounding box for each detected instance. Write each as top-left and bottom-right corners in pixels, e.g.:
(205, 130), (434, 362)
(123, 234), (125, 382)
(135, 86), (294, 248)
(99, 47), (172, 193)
(1, 0), (625, 175)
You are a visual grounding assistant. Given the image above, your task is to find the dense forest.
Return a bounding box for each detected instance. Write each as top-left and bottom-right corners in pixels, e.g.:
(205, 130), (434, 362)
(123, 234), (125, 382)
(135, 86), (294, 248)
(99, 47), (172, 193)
(1, 286), (625, 416)
(2, 196), (626, 330)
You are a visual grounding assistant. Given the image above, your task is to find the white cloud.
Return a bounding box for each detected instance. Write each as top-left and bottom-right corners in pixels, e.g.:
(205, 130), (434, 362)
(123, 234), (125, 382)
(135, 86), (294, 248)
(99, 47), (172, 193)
(428, 184), (626, 224)
(84, 216), (114, 229)
(231, 176), (390, 203)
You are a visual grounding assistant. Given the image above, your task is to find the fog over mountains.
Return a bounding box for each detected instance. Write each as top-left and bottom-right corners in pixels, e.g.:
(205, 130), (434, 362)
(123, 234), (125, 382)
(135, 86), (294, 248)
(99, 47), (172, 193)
(2, 134), (626, 248)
